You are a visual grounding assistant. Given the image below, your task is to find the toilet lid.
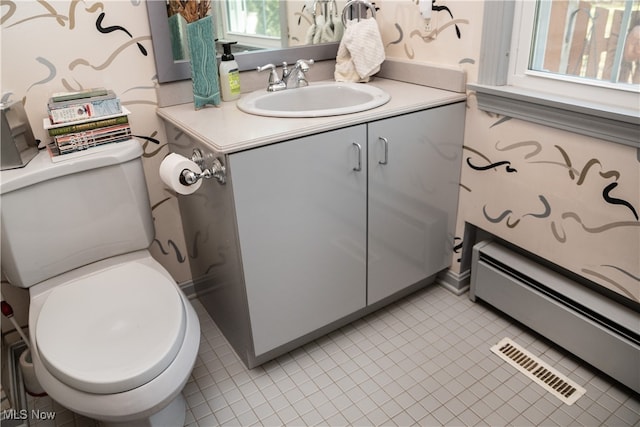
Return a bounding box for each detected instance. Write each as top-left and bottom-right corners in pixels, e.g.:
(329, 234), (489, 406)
(35, 260), (186, 394)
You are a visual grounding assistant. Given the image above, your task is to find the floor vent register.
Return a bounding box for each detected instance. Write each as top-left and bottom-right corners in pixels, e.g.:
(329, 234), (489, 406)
(491, 338), (586, 405)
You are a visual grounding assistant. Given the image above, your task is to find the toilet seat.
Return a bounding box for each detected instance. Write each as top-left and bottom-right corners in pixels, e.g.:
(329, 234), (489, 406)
(35, 260), (186, 395)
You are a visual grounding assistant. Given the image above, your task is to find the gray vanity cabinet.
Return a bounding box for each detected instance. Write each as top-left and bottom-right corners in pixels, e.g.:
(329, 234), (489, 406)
(228, 103), (464, 359)
(229, 125), (369, 356)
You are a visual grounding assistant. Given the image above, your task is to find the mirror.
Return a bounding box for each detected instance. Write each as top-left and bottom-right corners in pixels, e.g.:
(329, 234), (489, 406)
(147, 0), (346, 83)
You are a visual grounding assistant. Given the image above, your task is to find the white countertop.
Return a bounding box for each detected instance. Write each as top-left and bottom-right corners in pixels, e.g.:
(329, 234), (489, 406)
(156, 78), (466, 154)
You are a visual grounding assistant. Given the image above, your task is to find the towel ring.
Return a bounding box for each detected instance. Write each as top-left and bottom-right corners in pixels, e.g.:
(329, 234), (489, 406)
(330, 0), (338, 17)
(341, 0), (376, 25)
(311, 0), (336, 18)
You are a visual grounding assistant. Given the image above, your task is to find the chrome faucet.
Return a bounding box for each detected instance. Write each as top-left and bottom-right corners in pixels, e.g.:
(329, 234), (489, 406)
(257, 59), (314, 91)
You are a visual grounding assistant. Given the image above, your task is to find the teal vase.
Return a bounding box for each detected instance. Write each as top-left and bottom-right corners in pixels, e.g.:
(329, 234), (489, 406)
(186, 15), (221, 109)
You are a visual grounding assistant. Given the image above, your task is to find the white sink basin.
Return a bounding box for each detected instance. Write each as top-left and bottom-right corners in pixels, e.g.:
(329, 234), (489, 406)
(237, 82), (390, 118)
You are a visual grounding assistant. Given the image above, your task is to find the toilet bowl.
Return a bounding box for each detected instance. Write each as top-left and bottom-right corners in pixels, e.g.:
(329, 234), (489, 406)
(28, 251), (200, 426)
(0, 139), (201, 426)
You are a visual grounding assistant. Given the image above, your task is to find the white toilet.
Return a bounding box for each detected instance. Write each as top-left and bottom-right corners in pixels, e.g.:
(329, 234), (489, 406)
(0, 139), (200, 426)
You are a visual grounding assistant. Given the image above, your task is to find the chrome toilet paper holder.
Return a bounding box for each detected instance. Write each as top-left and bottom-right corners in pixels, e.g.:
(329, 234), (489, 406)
(180, 148), (226, 186)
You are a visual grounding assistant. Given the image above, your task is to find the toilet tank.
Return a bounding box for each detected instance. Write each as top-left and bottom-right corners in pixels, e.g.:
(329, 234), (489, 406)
(0, 139), (155, 288)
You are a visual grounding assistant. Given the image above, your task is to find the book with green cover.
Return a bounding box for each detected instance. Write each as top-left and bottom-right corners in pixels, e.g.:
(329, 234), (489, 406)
(47, 115), (129, 136)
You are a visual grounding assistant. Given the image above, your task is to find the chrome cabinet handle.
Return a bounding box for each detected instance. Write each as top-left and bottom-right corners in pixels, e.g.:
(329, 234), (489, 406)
(352, 142), (362, 171)
(378, 137), (389, 165)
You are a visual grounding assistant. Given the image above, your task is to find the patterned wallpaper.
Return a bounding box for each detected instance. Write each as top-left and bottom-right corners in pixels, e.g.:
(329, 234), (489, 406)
(460, 104), (639, 302)
(1, 1), (638, 306)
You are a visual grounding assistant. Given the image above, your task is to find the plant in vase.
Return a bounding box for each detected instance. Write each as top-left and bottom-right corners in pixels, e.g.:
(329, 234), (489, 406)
(168, 0), (221, 109)
(168, 0), (211, 23)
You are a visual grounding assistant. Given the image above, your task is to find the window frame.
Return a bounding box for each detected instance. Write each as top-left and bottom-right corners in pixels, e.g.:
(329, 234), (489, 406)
(469, 0), (639, 148)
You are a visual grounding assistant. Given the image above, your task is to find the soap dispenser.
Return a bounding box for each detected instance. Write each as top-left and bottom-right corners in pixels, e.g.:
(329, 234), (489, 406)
(219, 41), (241, 101)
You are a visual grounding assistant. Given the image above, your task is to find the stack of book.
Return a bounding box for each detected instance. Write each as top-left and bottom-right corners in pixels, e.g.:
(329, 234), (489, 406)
(43, 88), (132, 161)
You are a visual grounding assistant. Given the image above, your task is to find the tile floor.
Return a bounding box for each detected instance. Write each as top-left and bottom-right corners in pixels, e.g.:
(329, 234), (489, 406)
(27, 284), (640, 426)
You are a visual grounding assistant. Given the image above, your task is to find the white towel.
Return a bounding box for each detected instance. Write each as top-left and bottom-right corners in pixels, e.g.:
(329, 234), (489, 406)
(335, 38), (361, 82)
(334, 18), (385, 82)
(305, 23), (317, 45)
(313, 15), (325, 45)
(332, 18), (344, 42)
(319, 15), (344, 43)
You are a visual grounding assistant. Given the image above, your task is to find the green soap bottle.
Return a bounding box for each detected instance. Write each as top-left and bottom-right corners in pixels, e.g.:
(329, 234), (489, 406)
(219, 41), (241, 102)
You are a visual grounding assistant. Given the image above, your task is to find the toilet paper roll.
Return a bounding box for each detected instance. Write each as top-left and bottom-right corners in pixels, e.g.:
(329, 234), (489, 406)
(159, 153), (203, 195)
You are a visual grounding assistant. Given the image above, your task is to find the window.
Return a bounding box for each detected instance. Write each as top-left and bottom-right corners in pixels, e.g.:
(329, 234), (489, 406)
(471, 0), (639, 148)
(527, 1), (640, 86)
(217, 0), (283, 48)
(511, 1), (639, 105)
(226, 0), (280, 37)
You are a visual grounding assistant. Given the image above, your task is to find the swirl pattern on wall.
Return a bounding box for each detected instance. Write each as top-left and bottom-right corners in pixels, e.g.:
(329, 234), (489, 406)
(462, 114), (639, 302)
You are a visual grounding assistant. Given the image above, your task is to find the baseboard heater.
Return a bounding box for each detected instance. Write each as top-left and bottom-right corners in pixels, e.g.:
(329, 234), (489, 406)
(470, 240), (640, 394)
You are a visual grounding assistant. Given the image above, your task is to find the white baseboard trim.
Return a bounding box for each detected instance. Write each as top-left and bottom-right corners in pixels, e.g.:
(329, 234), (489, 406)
(437, 268), (471, 296)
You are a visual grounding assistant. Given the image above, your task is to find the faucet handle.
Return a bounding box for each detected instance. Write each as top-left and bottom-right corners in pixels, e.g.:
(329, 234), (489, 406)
(257, 63), (278, 82)
(296, 59), (314, 71)
(257, 63), (286, 92)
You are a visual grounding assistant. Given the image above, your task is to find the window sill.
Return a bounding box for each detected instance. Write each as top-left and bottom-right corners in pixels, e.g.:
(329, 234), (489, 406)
(468, 83), (640, 149)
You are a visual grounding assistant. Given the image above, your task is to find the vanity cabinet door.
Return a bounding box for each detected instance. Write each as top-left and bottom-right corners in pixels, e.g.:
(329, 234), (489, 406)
(367, 104), (465, 305)
(230, 125), (368, 356)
